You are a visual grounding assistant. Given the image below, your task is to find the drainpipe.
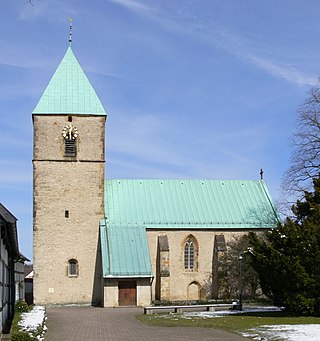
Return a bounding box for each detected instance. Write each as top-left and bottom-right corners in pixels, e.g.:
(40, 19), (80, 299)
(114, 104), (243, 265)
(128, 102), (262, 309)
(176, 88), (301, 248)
(149, 276), (154, 303)
(104, 217), (110, 275)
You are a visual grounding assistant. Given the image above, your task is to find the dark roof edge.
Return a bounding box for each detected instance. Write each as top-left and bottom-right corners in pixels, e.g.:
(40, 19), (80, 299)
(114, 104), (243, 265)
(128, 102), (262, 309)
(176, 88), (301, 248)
(0, 203), (17, 223)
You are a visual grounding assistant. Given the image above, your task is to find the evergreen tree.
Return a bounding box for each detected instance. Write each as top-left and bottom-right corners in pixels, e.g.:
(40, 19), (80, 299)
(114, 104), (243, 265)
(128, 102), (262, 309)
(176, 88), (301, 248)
(249, 177), (320, 314)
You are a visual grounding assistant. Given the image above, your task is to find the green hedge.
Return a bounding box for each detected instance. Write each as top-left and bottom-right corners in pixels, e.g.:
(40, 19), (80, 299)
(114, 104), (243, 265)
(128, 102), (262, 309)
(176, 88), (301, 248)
(11, 330), (36, 341)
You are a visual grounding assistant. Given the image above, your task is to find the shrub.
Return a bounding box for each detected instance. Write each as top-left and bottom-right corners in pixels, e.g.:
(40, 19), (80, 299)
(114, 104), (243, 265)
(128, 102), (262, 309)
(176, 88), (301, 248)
(11, 330), (36, 341)
(285, 294), (315, 316)
(15, 300), (29, 313)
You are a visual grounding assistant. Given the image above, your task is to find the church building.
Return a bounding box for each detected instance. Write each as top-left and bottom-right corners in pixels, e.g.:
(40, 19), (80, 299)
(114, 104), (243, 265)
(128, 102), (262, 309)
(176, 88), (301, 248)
(33, 45), (279, 307)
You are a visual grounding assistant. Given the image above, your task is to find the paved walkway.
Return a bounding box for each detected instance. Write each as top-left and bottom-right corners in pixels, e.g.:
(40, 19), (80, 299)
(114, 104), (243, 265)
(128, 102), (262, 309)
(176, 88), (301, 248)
(44, 306), (248, 341)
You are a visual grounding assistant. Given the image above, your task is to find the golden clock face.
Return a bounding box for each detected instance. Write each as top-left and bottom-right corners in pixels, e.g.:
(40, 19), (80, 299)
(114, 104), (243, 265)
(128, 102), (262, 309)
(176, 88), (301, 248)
(62, 124), (78, 140)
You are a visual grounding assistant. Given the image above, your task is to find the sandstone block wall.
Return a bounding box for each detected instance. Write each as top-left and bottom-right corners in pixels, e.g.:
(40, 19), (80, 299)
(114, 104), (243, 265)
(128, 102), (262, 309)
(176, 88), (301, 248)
(33, 115), (105, 305)
(147, 230), (247, 302)
(33, 115), (105, 162)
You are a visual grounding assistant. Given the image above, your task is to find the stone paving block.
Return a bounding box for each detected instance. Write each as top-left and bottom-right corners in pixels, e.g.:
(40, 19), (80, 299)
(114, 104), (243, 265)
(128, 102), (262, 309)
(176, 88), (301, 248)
(44, 306), (247, 341)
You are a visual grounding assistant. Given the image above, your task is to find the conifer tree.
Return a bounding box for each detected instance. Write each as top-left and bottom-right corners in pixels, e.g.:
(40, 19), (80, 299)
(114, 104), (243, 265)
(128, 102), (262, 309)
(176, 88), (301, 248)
(249, 177), (320, 314)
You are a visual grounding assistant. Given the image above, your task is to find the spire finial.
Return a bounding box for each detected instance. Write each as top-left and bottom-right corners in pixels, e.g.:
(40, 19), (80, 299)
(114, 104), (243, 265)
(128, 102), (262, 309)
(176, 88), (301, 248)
(68, 17), (73, 47)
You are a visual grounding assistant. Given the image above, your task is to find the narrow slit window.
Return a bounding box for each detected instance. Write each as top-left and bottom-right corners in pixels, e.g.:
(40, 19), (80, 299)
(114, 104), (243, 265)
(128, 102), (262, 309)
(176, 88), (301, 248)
(65, 210), (69, 218)
(68, 116), (72, 122)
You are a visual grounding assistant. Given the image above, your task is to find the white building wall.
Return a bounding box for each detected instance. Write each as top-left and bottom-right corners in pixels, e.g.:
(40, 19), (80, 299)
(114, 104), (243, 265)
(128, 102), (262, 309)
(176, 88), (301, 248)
(14, 261), (25, 301)
(104, 278), (151, 307)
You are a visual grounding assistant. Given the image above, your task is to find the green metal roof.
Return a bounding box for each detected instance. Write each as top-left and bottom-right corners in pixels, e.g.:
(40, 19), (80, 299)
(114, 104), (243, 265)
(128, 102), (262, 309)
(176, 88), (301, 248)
(100, 179), (279, 278)
(104, 179), (279, 229)
(33, 47), (106, 115)
(100, 220), (152, 277)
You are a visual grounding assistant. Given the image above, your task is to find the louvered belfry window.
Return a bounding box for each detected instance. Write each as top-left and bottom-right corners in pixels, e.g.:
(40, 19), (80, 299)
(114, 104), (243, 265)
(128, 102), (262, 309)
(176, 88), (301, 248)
(62, 123), (78, 157)
(65, 139), (76, 157)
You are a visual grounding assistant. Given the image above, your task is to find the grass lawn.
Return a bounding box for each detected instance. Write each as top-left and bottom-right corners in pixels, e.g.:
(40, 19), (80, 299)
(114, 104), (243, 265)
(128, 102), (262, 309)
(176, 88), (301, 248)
(136, 311), (320, 335)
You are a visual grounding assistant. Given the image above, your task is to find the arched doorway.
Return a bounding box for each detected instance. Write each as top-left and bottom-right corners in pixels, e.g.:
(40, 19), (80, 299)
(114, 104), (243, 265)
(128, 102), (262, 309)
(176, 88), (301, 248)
(187, 281), (201, 300)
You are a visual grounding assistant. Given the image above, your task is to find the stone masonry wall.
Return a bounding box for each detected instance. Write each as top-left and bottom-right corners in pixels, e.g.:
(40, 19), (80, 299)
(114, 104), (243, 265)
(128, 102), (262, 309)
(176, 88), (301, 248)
(147, 230), (248, 302)
(33, 115), (105, 305)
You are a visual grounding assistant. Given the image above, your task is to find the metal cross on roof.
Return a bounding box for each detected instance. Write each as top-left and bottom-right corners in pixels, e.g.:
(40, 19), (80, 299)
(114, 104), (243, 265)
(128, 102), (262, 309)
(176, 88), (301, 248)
(260, 168), (264, 180)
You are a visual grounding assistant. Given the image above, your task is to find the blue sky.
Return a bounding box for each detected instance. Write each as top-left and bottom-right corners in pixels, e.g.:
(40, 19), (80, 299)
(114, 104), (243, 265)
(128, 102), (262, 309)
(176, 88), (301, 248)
(1, 0), (320, 260)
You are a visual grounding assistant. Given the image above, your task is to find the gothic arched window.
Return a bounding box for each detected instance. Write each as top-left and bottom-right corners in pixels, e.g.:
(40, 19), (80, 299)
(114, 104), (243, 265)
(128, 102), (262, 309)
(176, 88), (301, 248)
(68, 259), (78, 277)
(184, 236), (198, 271)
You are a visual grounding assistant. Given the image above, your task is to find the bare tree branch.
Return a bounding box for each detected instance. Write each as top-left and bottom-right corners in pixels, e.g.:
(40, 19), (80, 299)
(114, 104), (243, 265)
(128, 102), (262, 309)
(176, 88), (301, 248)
(282, 86), (320, 196)
(25, 0), (41, 6)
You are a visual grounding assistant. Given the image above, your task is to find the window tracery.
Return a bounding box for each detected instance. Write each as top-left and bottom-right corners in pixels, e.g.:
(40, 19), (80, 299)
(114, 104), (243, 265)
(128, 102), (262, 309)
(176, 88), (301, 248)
(184, 236), (198, 271)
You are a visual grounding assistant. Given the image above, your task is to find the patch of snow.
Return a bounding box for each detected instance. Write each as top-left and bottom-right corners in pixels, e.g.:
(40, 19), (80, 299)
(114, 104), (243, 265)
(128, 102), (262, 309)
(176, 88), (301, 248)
(18, 306), (46, 340)
(243, 324), (320, 341)
(183, 306), (282, 319)
(178, 307), (319, 341)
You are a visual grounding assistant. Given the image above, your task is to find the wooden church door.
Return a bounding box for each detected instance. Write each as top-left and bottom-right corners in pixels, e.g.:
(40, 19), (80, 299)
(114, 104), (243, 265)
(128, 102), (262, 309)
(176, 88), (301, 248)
(118, 281), (137, 306)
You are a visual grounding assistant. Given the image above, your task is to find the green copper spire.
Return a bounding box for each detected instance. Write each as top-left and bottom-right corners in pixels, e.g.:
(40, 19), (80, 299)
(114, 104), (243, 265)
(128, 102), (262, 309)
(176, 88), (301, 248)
(33, 47), (106, 115)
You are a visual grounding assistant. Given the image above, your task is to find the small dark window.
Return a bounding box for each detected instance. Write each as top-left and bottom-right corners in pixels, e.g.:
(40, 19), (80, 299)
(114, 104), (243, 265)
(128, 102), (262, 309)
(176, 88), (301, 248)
(68, 116), (72, 122)
(68, 259), (78, 277)
(65, 139), (76, 157)
(65, 210), (69, 218)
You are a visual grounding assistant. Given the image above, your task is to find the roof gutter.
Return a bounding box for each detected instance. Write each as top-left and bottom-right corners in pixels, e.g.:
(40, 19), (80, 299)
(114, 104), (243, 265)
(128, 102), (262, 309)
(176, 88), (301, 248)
(103, 275), (153, 279)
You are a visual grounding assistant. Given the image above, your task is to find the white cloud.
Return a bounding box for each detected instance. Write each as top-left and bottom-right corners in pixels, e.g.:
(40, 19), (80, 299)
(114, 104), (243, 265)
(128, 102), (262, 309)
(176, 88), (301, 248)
(0, 170), (31, 185)
(109, 0), (155, 15)
(107, 157), (186, 178)
(106, 108), (268, 180)
(17, 0), (77, 22)
(213, 30), (318, 86)
(0, 37), (59, 73)
(18, 0), (48, 21)
(107, 112), (191, 168)
(126, 1), (318, 87)
(187, 25), (318, 86)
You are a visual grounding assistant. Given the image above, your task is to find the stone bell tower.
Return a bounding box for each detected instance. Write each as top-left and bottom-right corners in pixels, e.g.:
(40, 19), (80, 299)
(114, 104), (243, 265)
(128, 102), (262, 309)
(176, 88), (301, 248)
(33, 46), (106, 305)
